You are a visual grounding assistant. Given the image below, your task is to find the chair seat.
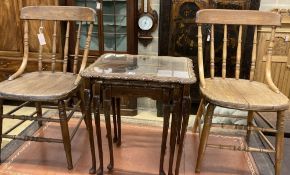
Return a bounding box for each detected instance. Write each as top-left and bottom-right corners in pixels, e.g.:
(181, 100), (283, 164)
(0, 71), (78, 101)
(200, 78), (289, 111)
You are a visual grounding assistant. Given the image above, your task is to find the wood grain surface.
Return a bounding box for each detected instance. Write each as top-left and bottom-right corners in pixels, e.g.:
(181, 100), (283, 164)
(200, 78), (289, 111)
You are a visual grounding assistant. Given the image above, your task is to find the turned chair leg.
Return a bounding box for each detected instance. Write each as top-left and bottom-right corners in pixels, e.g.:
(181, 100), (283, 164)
(35, 102), (43, 127)
(58, 100), (73, 170)
(195, 103), (215, 173)
(0, 100), (3, 163)
(192, 98), (205, 133)
(275, 111), (285, 175)
(246, 111), (254, 143)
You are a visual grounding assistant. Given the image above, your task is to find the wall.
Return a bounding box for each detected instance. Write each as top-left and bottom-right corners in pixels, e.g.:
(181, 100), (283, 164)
(260, 0), (290, 11)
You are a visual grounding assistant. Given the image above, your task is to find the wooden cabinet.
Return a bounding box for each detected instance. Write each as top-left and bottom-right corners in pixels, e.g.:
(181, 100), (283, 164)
(255, 11), (290, 98)
(67, 0), (138, 59)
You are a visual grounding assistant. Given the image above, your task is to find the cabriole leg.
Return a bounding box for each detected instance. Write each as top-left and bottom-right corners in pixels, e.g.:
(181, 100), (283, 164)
(159, 89), (170, 175)
(103, 86), (114, 171)
(83, 89), (97, 174)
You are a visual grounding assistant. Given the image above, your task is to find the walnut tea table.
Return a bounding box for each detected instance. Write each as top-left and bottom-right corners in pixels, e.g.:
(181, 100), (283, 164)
(80, 53), (196, 175)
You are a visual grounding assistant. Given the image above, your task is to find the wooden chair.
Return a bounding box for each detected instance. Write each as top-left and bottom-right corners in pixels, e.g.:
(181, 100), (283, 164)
(192, 9), (289, 175)
(0, 6), (97, 172)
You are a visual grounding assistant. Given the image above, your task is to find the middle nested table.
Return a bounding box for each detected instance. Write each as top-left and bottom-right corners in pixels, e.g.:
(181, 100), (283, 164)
(81, 53), (196, 175)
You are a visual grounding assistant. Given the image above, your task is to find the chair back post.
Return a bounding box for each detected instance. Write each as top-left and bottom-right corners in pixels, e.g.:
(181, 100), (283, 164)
(51, 20), (57, 72)
(197, 24), (206, 88)
(235, 25), (243, 80)
(63, 21), (71, 73)
(73, 22), (82, 74)
(8, 20), (29, 81)
(222, 24), (227, 79)
(74, 22), (94, 85)
(210, 24), (215, 78)
(250, 26), (258, 81)
(38, 20), (44, 72)
(265, 26), (280, 93)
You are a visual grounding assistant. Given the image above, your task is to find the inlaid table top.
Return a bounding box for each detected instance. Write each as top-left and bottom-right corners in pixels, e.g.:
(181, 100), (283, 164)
(81, 53), (196, 84)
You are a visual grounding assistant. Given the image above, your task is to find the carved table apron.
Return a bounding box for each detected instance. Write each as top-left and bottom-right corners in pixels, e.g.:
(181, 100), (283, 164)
(81, 53), (196, 175)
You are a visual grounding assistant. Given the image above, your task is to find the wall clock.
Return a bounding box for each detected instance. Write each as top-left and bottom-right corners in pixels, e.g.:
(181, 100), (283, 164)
(138, 0), (158, 47)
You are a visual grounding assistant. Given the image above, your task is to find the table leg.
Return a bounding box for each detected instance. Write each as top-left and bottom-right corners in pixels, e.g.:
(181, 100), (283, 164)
(116, 98), (122, 146)
(176, 114), (182, 145)
(103, 86), (114, 171)
(175, 96), (190, 175)
(83, 89), (97, 174)
(112, 97), (118, 143)
(92, 93), (103, 175)
(168, 88), (182, 175)
(159, 89), (170, 175)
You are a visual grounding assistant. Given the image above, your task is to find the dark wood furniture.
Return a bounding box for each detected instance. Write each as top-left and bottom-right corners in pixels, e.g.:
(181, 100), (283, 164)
(81, 53), (196, 175)
(66, 0), (138, 57)
(192, 9), (289, 175)
(0, 6), (96, 172)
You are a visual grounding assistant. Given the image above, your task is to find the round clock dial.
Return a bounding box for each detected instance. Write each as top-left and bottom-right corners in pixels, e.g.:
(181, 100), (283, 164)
(138, 15), (154, 31)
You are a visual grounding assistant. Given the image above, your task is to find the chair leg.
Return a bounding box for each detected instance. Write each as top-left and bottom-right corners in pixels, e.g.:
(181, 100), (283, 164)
(58, 100), (73, 170)
(246, 111), (254, 143)
(195, 103), (215, 173)
(35, 102), (43, 127)
(82, 89), (97, 174)
(275, 111), (285, 175)
(111, 98), (118, 143)
(116, 98), (121, 147)
(192, 98), (205, 133)
(0, 99), (3, 163)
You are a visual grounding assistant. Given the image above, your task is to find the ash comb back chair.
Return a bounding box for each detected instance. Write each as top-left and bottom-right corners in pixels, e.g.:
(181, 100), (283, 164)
(192, 9), (289, 175)
(0, 6), (97, 172)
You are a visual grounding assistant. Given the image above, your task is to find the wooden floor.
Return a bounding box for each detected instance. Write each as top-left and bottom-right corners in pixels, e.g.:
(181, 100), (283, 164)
(0, 119), (258, 175)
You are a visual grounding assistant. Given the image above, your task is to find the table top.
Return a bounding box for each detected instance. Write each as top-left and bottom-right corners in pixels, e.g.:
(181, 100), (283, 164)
(81, 54), (196, 84)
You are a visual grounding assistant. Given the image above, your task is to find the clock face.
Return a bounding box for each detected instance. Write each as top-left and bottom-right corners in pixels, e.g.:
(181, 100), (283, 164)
(138, 15), (154, 31)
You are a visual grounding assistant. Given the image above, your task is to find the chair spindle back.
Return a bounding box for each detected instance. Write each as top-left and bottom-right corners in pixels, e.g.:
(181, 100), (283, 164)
(196, 9), (281, 93)
(9, 6), (96, 85)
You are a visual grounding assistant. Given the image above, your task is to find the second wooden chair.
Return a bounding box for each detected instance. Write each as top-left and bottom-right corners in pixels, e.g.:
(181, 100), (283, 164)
(192, 9), (289, 175)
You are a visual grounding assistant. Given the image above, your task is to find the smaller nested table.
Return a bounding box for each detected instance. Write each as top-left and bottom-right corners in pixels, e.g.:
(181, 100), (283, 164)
(81, 54), (196, 175)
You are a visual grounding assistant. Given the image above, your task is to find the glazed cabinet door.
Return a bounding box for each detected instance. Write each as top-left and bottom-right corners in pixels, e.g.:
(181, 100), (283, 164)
(67, 0), (137, 59)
